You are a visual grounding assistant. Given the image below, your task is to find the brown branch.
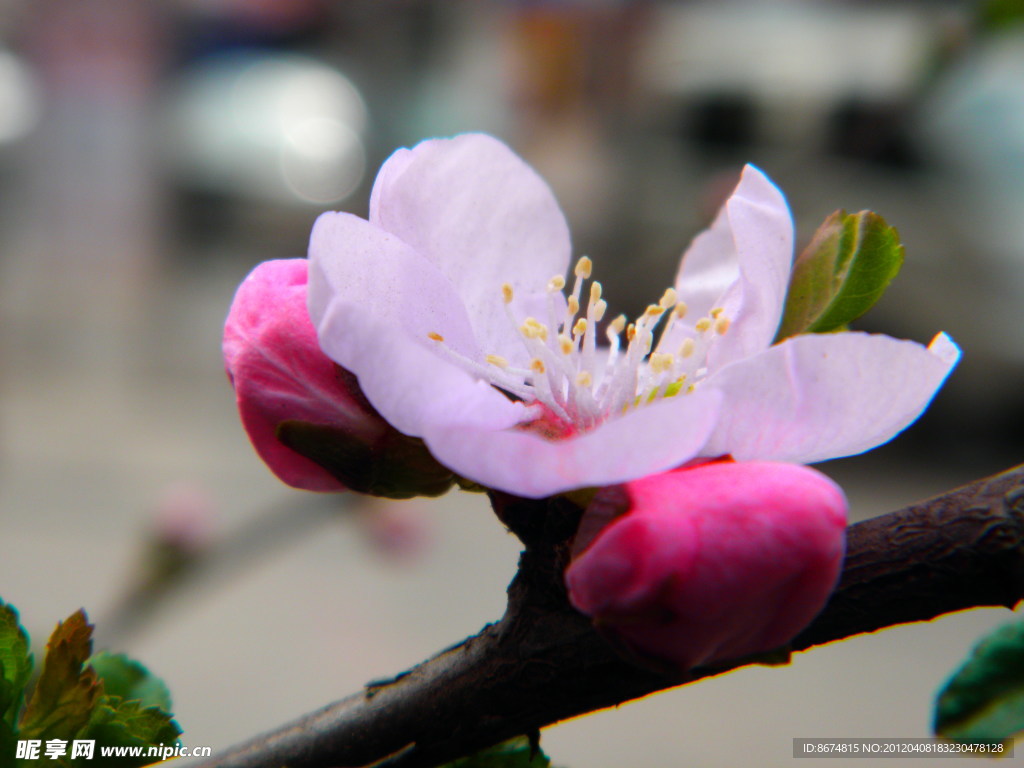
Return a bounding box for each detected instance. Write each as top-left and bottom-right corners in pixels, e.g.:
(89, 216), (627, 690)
(195, 464), (1024, 768)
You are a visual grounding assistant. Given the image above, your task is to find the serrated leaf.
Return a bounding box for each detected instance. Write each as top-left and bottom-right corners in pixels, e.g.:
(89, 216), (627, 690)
(86, 653), (172, 713)
(18, 610), (101, 743)
(0, 600), (33, 727)
(934, 619), (1024, 745)
(78, 696), (181, 768)
(441, 737), (553, 768)
(776, 210), (904, 340)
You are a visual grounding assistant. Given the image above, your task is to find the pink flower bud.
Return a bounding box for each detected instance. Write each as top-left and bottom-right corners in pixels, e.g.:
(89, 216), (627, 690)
(565, 461), (847, 671)
(224, 259), (454, 497)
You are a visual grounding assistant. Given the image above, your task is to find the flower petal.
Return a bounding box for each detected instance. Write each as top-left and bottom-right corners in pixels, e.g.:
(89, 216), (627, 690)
(702, 331), (960, 463)
(369, 133), (572, 356)
(308, 211), (528, 437)
(421, 389), (723, 498)
(667, 166), (792, 368)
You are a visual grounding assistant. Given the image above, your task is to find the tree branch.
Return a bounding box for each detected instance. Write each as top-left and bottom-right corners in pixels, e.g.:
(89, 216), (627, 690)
(196, 464), (1024, 768)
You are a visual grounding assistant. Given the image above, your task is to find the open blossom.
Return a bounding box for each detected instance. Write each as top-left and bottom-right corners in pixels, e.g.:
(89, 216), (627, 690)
(565, 460), (848, 670)
(307, 133), (959, 498)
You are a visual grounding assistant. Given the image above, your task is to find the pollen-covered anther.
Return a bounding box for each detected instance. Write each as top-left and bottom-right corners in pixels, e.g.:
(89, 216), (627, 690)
(695, 317), (712, 333)
(521, 317), (548, 341)
(644, 304), (665, 318)
(593, 300), (607, 322)
(674, 301), (688, 319)
(559, 335), (573, 355)
(486, 354), (509, 368)
(650, 352), (674, 374)
(590, 282), (603, 303)
(715, 317), (731, 335)
(659, 288), (678, 310)
(710, 307), (724, 319)
(573, 318), (588, 337)
(576, 371), (593, 388)
(501, 283), (514, 304)
(530, 358), (546, 375)
(627, 323), (637, 342)
(679, 338), (696, 358)
(547, 275), (566, 292)
(609, 314), (627, 335)
(575, 256), (593, 279)
(428, 332), (445, 342)
(567, 296), (580, 316)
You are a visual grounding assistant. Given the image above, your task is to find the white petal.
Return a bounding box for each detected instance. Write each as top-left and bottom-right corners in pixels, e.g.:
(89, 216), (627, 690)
(667, 166), (792, 366)
(422, 389), (723, 498)
(308, 211), (527, 437)
(701, 331), (960, 464)
(369, 134), (572, 356)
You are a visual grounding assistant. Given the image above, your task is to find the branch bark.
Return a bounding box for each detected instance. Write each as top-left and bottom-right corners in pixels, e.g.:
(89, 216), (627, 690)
(196, 464), (1024, 768)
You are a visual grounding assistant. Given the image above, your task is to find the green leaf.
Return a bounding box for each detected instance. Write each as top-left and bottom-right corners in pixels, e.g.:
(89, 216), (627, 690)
(0, 601), (33, 727)
(78, 697), (181, 768)
(978, 0), (1024, 31)
(86, 653), (172, 713)
(441, 737), (554, 768)
(18, 610), (101, 743)
(934, 619), (1024, 745)
(776, 210), (904, 340)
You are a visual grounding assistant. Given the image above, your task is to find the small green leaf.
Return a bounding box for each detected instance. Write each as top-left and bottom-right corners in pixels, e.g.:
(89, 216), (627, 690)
(934, 619), (1024, 745)
(18, 610), (101, 742)
(86, 653), (172, 713)
(441, 737), (554, 768)
(978, 0), (1024, 31)
(776, 210), (904, 340)
(79, 697), (181, 768)
(0, 600), (33, 726)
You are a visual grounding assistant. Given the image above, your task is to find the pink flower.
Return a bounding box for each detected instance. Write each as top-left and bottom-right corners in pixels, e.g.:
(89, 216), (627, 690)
(225, 258), (453, 498)
(565, 460), (848, 671)
(307, 133), (959, 498)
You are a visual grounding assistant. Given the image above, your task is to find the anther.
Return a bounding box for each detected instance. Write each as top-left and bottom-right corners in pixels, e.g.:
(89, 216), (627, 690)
(428, 332), (444, 342)
(644, 304), (665, 318)
(679, 338), (695, 358)
(575, 256), (593, 278)
(530, 358), (546, 375)
(674, 301), (688, 319)
(609, 315), (627, 334)
(573, 318), (588, 337)
(567, 296), (580, 316)
(590, 282), (603, 303)
(486, 354), (509, 368)
(695, 317), (712, 333)
(650, 353), (674, 373)
(715, 317), (731, 335)
(547, 275), (566, 292)
(659, 288), (678, 309)
(710, 307), (724, 319)
(627, 323), (637, 341)
(576, 371), (593, 388)
(502, 284), (514, 304)
(559, 335), (573, 355)
(593, 300), (607, 322)
(521, 318), (549, 341)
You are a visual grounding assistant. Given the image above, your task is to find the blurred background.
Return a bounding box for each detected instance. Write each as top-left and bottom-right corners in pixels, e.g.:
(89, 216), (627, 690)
(1, 1), (1023, 766)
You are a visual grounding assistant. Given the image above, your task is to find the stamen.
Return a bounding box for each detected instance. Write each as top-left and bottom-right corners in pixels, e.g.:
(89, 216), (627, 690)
(627, 323), (636, 342)
(715, 317), (731, 335)
(644, 304), (665, 318)
(521, 317), (549, 341)
(486, 354), (509, 368)
(428, 332), (444, 342)
(659, 288), (678, 309)
(710, 307), (724, 319)
(530, 358), (546, 375)
(559, 335), (573, 355)
(609, 314), (627, 335)
(567, 295), (580, 317)
(650, 352), (674, 374)
(502, 284), (514, 304)
(547, 275), (566, 292)
(573, 318), (588, 337)
(695, 317), (712, 333)
(679, 338), (696, 358)
(590, 282), (603, 303)
(576, 371), (593, 388)
(575, 256), (593, 278)
(674, 301), (688, 319)
(592, 299), (607, 322)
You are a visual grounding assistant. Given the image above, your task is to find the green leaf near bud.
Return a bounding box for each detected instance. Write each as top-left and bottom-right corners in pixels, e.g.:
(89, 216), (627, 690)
(934, 619), (1024, 746)
(86, 652), (173, 713)
(18, 610), (102, 742)
(0, 601), (33, 727)
(277, 420), (455, 499)
(440, 736), (555, 768)
(776, 210), (904, 340)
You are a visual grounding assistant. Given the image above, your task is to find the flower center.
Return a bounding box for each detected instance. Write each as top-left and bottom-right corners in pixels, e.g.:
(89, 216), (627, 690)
(429, 256), (731, 433)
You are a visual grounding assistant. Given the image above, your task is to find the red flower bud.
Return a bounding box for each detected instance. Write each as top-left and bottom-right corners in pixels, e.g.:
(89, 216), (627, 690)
(565, 461), (847, 671)
(223, 258), (453, 497)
